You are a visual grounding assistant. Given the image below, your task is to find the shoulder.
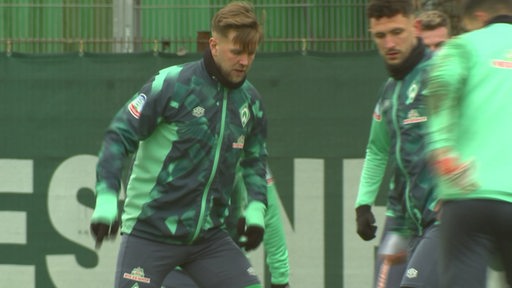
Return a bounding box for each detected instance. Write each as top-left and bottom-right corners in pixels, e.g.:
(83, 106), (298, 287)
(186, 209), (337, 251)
(158, 59), (205, 83)
(241, 80), (261, 97)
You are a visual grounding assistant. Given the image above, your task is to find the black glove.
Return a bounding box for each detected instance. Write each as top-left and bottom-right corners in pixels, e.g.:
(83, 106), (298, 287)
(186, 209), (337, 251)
(90, 221), (119, 249)
(236, 217), (264, 251)
(271, 284), (290, 288)
(355, 205), (377, 241)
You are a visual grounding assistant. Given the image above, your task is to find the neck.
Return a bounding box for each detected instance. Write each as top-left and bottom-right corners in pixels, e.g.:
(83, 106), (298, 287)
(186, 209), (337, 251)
(386, 37), (426, 80)
(203, 47), (246, 89)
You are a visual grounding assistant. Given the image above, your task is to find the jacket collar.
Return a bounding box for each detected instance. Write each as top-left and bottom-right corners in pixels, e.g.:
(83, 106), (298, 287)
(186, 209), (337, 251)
(203, 47), (246, 89)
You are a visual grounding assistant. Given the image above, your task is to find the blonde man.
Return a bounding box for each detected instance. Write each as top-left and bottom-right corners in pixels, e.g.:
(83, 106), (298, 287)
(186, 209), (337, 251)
(416, 10), (451, 51)
(90, 2), (268, 287)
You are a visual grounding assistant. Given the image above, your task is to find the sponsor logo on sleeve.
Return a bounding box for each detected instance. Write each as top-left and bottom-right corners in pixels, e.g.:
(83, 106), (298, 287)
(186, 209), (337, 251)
(128, 94), (147, 119)
(373, 102), (382, 121)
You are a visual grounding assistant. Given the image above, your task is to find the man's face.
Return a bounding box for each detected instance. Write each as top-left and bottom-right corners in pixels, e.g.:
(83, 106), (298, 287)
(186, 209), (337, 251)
(419, 27), (450, 51)
(210, 30), (257, 83)
(370, 14), (417, 65)
(462, 14), (486, 32)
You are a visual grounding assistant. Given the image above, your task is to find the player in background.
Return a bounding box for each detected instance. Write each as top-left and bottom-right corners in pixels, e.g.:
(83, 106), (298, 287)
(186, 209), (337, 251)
(354, 0), (440, 287)
(162, 166), (291, 288)
(90, 2), (268, 287)
(425, 0), (512, 286)
(416, 10), (451, 51)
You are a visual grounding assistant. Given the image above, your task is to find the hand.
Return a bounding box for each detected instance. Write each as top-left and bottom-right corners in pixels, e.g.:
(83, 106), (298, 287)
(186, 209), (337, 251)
(90, 193), (119, 249)
(236, 217), (264, 251)
(432, 154), (479, 193)
(90, 221), (119, 249)
(355, 205), (377, 241)
(271, 284), (290, 288)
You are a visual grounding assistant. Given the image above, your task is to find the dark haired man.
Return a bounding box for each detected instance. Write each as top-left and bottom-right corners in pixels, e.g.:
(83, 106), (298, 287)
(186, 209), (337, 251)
(355, 0), (440, 287)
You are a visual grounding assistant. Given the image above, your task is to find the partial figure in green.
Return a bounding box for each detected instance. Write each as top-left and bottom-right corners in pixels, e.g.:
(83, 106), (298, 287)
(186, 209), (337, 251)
(425, 0), (512, 286)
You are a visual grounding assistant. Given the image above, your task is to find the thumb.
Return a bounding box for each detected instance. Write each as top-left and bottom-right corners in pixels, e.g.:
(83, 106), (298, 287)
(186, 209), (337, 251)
(236, 217), (246, 236)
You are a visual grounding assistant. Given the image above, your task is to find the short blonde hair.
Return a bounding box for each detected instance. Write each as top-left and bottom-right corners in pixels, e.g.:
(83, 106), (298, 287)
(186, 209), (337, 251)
(417, 10), (451, 34)
(211, 1), (263, 52)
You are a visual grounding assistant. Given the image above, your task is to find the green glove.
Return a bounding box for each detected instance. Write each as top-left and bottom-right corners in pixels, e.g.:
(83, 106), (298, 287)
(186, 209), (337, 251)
(90, 192), (119, 249)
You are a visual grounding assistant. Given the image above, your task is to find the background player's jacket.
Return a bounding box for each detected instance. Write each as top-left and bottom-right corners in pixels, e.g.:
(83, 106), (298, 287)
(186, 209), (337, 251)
(227, 167), (290, 285)
(356, 40), (437, 236)
(95, 52), (268, 245)
(426, 16), (512, 202)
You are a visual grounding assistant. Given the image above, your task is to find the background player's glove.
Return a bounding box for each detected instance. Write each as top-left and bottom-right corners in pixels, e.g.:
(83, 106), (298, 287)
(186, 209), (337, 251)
(355, 205), (377, 241)
(271, 284), (290, 288)
(90, 192), (119, 249)
(236, 217), (264, 251)
(432, 153), (479, 193)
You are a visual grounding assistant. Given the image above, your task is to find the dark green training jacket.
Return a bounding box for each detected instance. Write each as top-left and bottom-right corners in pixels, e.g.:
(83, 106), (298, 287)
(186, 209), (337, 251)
(356, 42), (438, 236)
(95, 52), (268, 245)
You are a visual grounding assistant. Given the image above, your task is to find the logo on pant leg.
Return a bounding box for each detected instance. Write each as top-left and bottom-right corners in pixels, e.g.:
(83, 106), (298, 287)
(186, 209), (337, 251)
(406, 268), (418, 279)
(247, 266), (257, 276)
(123, 267), (151, 284)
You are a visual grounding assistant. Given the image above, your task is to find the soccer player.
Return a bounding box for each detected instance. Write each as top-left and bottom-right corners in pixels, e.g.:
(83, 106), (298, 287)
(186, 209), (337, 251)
(90, 2), (269, 287)
(425, 0), (512, 286)
(161, 166), (291, 288)
(416, 10), (451, 51)
(354, 0), (440, 287)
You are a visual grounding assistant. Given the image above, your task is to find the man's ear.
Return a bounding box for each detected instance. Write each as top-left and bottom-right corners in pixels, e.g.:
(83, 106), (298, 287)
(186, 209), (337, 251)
(474, 11), (490, 24)
(414, 18), (422, 36)
(209, 37), (217, 55)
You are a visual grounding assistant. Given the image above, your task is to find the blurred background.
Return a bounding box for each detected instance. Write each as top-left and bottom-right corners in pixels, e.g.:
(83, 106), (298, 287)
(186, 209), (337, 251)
(2, 1), (505, 288)
(0, 0), (462, 55)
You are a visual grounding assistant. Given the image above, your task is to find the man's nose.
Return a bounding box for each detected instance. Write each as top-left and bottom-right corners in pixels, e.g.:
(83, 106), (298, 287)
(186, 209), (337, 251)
(384, 36), (396, 49)
(239, 54), (249, 65)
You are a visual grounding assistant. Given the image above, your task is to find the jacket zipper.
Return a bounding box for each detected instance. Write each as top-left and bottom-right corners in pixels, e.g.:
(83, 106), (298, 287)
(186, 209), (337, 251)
(391, 81), (423, 235)
(190, 87), (228, 242)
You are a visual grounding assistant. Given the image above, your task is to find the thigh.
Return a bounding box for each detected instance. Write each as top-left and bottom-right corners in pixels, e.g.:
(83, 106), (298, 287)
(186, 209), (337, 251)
(184, 231), (260, 288)
(375, 257), (407, 288)
(162, 269), (199, 288)
(400, 225), (441, 288)
(491, 201), (512, 286)
(115, 235), (188, 288)
(374, 217), (408, 288)
(440, 201), (492, 288)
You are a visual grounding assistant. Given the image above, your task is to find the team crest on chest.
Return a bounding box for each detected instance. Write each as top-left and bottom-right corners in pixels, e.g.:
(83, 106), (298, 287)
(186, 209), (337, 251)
(239, 104), (250, 127)
(406, 81), (419, 105)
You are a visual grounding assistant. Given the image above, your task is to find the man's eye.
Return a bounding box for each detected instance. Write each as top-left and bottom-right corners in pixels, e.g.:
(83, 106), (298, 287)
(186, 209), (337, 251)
(391, 29), (403, 36)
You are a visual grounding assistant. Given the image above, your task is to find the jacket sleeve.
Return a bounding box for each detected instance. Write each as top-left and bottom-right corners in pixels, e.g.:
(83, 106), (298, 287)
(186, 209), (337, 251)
(95, 67), (178, 199)
(263, 175), (290, 285)
(240, 88), (268, 228)
(355, 102), (391, 208)
(425, 38), (469, 152)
